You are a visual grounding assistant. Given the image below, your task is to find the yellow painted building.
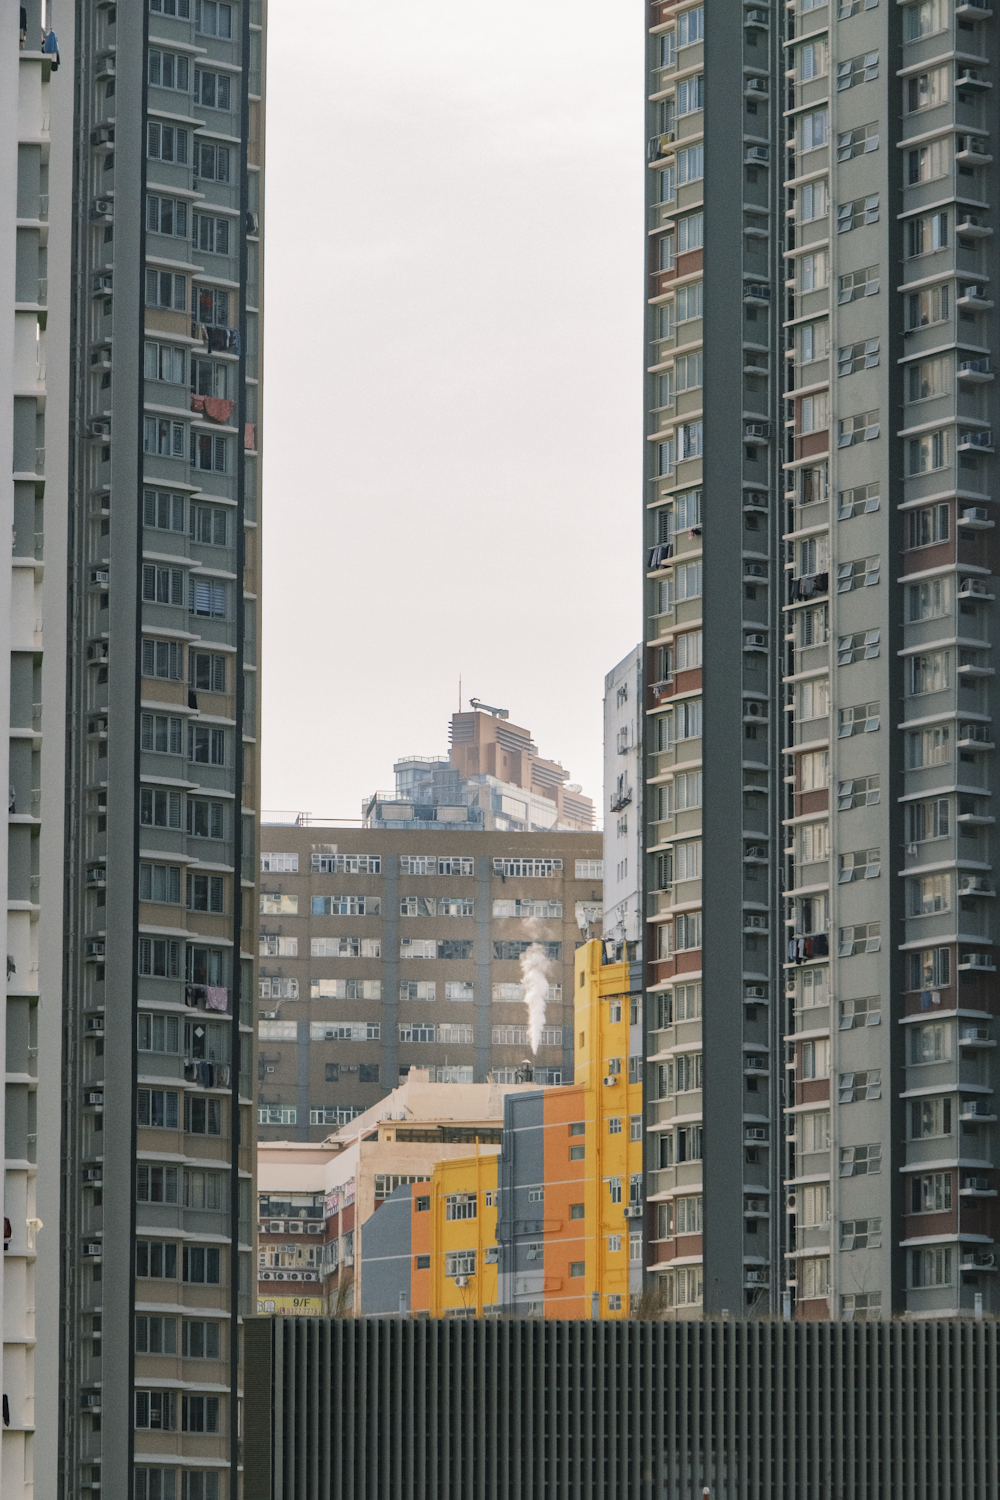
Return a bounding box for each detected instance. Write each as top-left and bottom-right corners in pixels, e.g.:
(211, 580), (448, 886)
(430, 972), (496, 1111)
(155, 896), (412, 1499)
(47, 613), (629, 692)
(386, 940), (644, 1318)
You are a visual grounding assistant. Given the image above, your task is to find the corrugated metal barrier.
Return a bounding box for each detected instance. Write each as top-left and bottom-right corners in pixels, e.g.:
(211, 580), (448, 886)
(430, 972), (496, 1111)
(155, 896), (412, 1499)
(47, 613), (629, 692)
(244, 1317), (1000, 1499)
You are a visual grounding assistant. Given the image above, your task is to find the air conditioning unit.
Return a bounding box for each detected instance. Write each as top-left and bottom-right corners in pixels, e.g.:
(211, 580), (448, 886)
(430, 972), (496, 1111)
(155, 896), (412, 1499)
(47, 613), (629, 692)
(88, 421), (111, 438)
(85, 1016), (104, 1034)
(962, 507), (989, 523)
(745, 633), (767, 647)
(87, 1093), (104, 1107)
(966, 1177), (990, 1191)
(960, 876), (990, 894)
(745, 564), (765, 577)
(82, 1242), (102, 1257)
(746, 1198), (767, 1213)
(745, 1057), (766, 1070)
(745, 985), (766, 998)
(746, 700), (766, 716)
(964, 1028), (990, 1042)
(90, 569), (109, 586)
(785, 1193), (797, 1210)
(961, 1100), (992, 1118)
(85, 941), (105, 957)
(307, 1223), (323, 1234)
(624, 1205), (643, 1219)
(90, 126), (114, 145)
(82, 1168), (102, 1183)
(746, 77), (768, 93)
(963, 953), (995, 969)
(961, 578), (989, 596)
(455, 1275), (469, 1287)
(246, 211), (260, 234)
(81, 1393), (102, 1409)
(92, 275), (112, 293)
(745, 845), (767, 859)
(92, 197), (113, 218)
(746, 1127), (767, 1141)
(746, 146), (770, 162)
(97, 57), (116, 78)
(604, 1076), (618, 1087)
(745, 916), (767, 930)
(744, 422), (771, 438)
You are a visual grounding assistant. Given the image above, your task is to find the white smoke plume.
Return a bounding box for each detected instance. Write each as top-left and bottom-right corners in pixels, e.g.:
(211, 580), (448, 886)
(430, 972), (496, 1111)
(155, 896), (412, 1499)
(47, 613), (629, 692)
(520, 921), (554, 1055)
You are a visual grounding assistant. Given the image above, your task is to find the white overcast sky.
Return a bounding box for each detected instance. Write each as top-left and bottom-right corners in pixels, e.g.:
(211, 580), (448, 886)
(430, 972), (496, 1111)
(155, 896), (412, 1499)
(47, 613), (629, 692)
(261, 0), (643, 824)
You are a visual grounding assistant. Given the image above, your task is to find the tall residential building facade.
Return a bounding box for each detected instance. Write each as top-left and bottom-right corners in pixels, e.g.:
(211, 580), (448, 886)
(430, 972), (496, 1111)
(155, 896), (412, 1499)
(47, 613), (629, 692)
(58, 3), (266, 1497)
(256, 825), (603, 1137)
(645, 0), (999, 1319)
(4, 10), (72, 1495)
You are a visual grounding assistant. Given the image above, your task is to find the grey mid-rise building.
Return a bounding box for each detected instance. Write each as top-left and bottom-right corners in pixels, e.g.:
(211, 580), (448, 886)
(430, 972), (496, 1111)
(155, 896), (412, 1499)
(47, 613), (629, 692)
(644, 0), (999, 1320)
(255, 825), (604, 1138)
(4, 2), (266, 1496)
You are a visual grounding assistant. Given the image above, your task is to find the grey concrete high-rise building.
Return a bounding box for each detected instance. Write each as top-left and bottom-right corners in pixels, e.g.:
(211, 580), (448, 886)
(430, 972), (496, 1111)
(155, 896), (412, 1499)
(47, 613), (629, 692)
(2, 1), (265, 1495)
(643, 0), (998, 1320)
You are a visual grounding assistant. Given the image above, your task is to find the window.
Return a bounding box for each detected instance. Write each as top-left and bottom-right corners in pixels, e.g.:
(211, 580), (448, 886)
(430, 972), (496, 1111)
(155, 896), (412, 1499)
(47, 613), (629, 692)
(909, 652), (950, 696)
(137, 1090), (179, 1129)
(187, 725), (225, 765)
(798, 968), (829, 1010)
(679, 421), (703, 460)
(908, 139), (947, 185)
(135, 1392), (174, 1430)
(491, 858), (562, 878)
(192, 212), (231, 255)
(139, 864), (181, 904)
(260, 853), (298, 873)
(185, 1097), (221, 1135)
(493, 940), (559, 962)
(187, 874), (224, 913)
(799, 1185), (829, 1227)
(182, 1321), (221, 1358)
(193, 287), (230, 327)
(136, 1241), (178, 1279)
(800, 1259), (830, 1300)
(799, 320), (830, 365)
(799, 750), (829, 790)
(911, 948), (952, 994)
(838, 847), (880, 883)
(795, 679), (829, 723)
(801, 1039), (830, 1080)
(838, 1070), (882, 1103)
(677, 74), (704, 114)
(260, 893), (298, 916)
(903, 0), (946, 41)
(837, 196), (879, 234)
(191, 358), (229, 400)
(796, 822), (829, 864)
(136, 1165), (179, 1203)
(675, 352), (703, 392)
(677, 6), (703, 44)
(139, 938), (181, 978)
(907, 356), (950, 402)
(676, 282), (703, 321)
(907, 66), (948, 113)
(143, 488), (185, 532)
(799, 1112), (830, 1152)
(797, 40), (827, 80)
(838, 775), (879, 810)
(307, 1020), (380, 1041)
(676, 144), (703, 184)
(314, 895), (380, 916)
(799, 251), (829, 292)
(911, 1172), (952, 1213)
(150, 0), (191, 14)
(143, 342), (186, 385)
(838, 922), (881, 957)
(837, 629), (880, 665)
(799, 108), (828, 151)
(194, 69), (232, 109)
(445, 1250), (476, 1277)
(840, 1218), (882, 1251)
(675, 1196), (703, 1233)
(837, 268), (879, 308)
(839, 1143), (881, 1177)
(193, 141), (230, 182)
(908, 504), (949, 551)
(908, 798), (950, 843)
(182, 1396), (219, 1433)
(906, 212), (948, 258)
(183, 1170), (224, 1210)
(798, 180), (829, 224)
(190, 432), (228, 473)
(317, 853), (383, 874)
(910, 1022), (951, 1063)
(575, 860), (603, 880)
(187, 799), (224, 839)
(139, 788), (182, 828)
(837, 122), (879, 160)
(838, 340), (880, 377)
(911, 1097), (952, 1139)
(189, 652), (226, 693)
(907, 430), (948, 475)
(142, 565), (185, 605)
(911, 1246), (952, 1287)
(148, 50), (189, 90)
(799, 392), (829, 432)
(143, 417), (185, 458)
(196, 0), (232, 35)
(837, 52), (879, 90)
(182, 1245), (221, 1283)
(138, 1014), (180, 1053)
(147, 123), (188, 164)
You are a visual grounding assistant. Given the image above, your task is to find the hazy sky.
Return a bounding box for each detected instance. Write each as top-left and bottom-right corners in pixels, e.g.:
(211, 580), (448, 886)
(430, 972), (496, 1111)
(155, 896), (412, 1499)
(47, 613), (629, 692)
(261, 1), (643, 824)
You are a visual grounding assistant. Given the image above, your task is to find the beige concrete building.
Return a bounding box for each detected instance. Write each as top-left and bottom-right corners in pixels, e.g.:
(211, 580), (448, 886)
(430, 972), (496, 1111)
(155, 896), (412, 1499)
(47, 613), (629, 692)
(256, 824), (603, 1138)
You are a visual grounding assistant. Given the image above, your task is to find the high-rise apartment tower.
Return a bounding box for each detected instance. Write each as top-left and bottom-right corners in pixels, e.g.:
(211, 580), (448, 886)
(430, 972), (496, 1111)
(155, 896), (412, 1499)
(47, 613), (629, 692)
(644, 0), (998, 1319)
(59, 2), (266, 1496)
